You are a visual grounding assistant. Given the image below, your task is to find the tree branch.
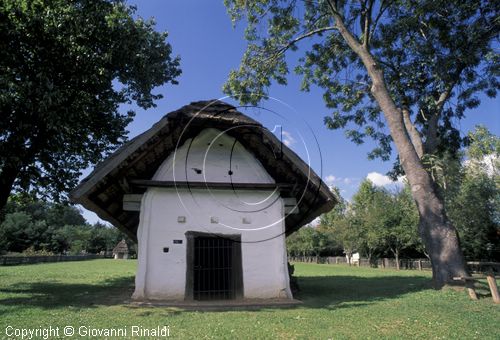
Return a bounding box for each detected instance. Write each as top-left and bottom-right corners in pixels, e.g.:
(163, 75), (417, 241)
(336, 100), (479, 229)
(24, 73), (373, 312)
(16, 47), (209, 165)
(424, 78), (459, 154)
(268, 26), (338, 60)
(360, 0), (367, 44)
(326, 0), (363, 53)
(362, 0), (374, 48)
(435, 87), (453, 113)
(402, 108), (424, 159)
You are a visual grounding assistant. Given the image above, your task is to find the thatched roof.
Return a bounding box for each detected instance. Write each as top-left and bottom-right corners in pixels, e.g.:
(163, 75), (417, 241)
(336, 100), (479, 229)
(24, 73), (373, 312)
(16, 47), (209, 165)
(70, 100), (337, 242)
(113, 239), (128, 254)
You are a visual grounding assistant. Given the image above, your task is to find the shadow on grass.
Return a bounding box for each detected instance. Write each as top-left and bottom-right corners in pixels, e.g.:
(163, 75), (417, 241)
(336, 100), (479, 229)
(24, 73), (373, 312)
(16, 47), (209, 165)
(296, 275), (432, 310)
(0, 273), (431, 313)
(0, 276), (135, 314)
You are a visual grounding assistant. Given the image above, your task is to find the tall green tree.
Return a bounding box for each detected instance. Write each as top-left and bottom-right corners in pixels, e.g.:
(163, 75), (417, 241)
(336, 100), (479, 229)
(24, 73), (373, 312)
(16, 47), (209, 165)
(320, 188), (361, 263)
(465, 126), (500, 177)
(323, 213), (361, 264)
(0, 0), (181, 211)
(446, 126), (500, 260)
(286, 226), (316, 256)
(0, 211), (48, 252)
(384, 187), (420, 269)
(350, 180), (386, 261)
(224, 0), (499, 287)
(448, 172), (499, 260)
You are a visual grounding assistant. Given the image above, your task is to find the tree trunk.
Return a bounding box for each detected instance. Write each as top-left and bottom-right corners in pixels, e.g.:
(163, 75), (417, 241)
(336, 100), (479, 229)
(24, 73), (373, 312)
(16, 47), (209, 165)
(395, 251), (400, 271)
(346, 250), (352, 266)
(368, 68), (468, 287)
(0, 161), (22, 213)
(368, 69), (468, 287)
(332, 11), (469, 288)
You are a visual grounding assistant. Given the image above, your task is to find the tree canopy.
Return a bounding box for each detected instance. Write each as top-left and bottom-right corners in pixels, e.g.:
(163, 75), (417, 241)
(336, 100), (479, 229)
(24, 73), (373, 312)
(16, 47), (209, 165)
(0, 195), (130, 255)
(224, 0), (498, 163)
(0, 0), (181, 210)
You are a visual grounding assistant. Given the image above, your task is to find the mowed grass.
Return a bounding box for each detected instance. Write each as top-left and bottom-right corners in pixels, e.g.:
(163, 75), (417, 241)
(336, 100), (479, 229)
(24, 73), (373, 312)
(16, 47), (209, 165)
(0, 260), (498, 339)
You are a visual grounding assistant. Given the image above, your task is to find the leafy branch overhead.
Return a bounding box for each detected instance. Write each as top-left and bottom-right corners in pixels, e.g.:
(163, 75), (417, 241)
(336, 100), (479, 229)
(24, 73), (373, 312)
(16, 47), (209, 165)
(0, 0), (181, 208)
(223, 0), (499, 164)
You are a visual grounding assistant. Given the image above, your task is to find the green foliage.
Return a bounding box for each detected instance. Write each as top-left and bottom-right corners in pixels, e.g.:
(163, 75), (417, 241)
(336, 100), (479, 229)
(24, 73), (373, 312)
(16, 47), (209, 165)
(317, 187), (359, 256)
(348, 180), (420, 260)
(224, 0), (499, 163)
(296, 183), (421, 260)
(287, 225), (341, 256)
(0, 197), (128, 254)
(445, 126), (500, 260)
(448, 172), (499, 260)
(352, 180), (391, 258)
(465, 125), (500, 176)
(0, 0), (181, 203)
(0, 211), (48, 252)
(324, 214), (361, 258)
(384, 187), (420, 260)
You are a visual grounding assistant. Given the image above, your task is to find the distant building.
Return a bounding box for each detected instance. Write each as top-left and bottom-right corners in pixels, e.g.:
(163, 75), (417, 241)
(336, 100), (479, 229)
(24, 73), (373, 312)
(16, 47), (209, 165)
(346, 252), (360, 265)
(71, 100), (336, 302)
(112, 240), (129, 260)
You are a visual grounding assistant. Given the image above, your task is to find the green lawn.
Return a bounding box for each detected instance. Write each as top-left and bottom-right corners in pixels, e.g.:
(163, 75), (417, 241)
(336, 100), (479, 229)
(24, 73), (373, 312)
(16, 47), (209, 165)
(0, 260), (498, 339)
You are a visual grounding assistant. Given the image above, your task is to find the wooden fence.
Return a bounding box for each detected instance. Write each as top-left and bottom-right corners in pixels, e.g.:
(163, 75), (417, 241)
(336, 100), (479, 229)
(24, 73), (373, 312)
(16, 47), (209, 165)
(0, 254), (112, 266)
(289, 256), (500, 273)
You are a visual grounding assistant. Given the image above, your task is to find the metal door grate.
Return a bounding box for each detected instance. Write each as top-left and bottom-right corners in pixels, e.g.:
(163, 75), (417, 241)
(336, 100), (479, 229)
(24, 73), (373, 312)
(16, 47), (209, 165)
(193, 236), (235, 300)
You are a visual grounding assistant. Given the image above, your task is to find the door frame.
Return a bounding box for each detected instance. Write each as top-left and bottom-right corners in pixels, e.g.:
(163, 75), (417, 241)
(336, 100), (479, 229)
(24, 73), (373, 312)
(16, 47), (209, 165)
(184, 231), (243, 300)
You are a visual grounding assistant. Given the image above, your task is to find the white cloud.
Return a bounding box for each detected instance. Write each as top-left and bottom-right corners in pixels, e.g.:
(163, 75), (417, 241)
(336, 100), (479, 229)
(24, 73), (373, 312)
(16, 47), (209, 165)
(366, 172), (404, 187)
(281, 130), (296, 147)
(324, 175), (359, 189)
(324, 175), (337, 185)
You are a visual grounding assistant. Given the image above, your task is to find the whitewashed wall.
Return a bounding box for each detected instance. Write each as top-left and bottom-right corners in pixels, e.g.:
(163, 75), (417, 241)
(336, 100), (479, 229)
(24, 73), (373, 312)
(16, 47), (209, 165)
(132, 129), (292, 301)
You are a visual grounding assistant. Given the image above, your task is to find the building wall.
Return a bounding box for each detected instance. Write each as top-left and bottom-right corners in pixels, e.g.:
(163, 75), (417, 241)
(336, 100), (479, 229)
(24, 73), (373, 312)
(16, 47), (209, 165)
(132, 129), (292, 301)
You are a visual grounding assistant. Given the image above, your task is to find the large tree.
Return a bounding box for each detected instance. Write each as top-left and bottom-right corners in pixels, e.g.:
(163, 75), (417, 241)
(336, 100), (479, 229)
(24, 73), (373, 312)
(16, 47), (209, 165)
(0, 0), (181, 210)
(223, 0), (499, 287)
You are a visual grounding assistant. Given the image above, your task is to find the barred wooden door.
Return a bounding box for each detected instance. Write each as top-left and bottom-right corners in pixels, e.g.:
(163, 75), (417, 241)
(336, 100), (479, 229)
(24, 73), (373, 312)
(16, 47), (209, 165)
(193, 236), (239, 300)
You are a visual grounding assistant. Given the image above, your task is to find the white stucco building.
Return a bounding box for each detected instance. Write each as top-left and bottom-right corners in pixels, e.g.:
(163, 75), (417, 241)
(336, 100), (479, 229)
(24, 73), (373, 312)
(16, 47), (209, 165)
(71, 100), (336, 303)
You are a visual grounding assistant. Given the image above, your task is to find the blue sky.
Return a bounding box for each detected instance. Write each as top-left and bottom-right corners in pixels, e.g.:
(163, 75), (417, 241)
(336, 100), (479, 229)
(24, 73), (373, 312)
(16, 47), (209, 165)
(81, 0), (499, 223)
